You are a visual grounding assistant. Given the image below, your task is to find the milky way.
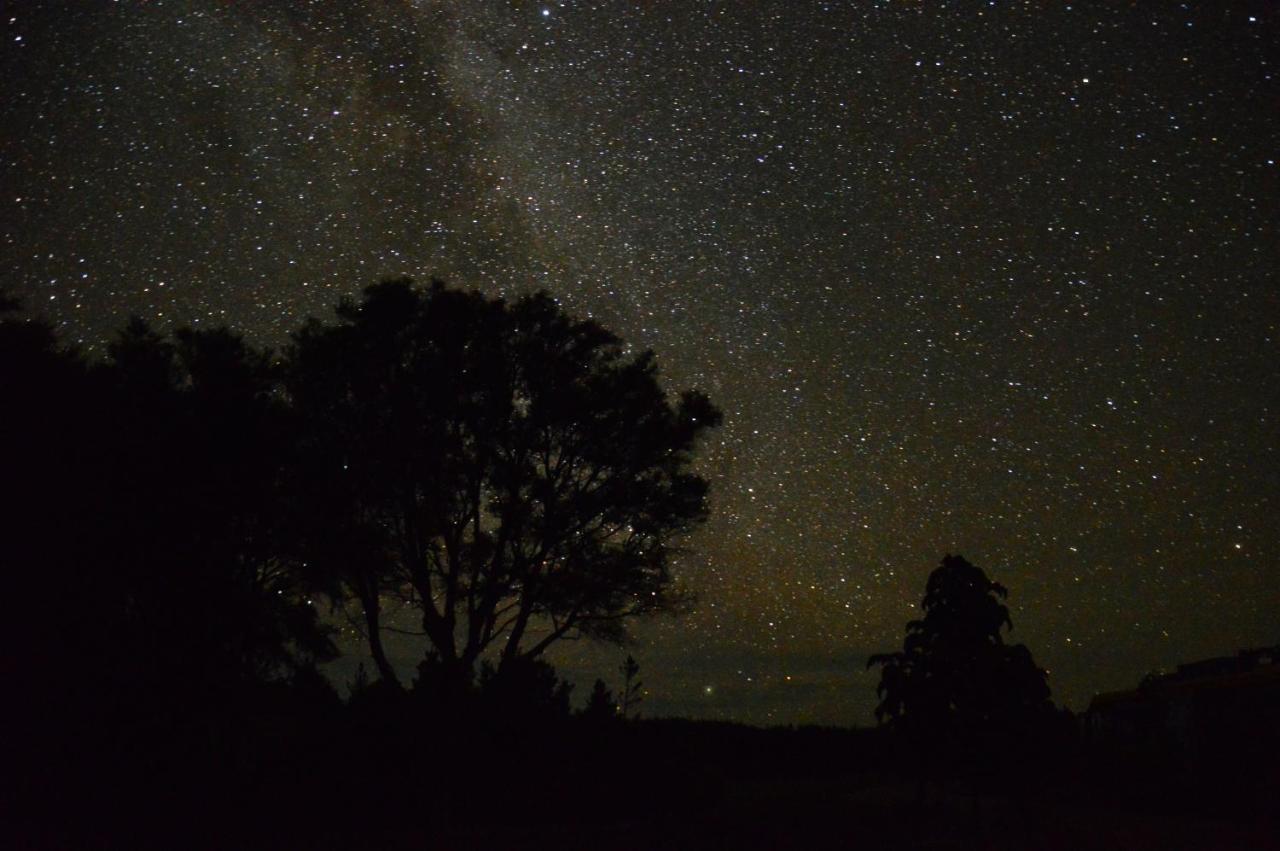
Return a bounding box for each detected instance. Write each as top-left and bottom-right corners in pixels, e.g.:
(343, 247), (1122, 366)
(4, 1), (1276, 724)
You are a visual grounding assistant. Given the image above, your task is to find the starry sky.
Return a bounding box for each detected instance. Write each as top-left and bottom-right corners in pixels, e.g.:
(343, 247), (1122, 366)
(4, 1), (1277, 725)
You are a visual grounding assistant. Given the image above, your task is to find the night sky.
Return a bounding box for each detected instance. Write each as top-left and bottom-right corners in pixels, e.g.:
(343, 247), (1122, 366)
(4, 1), (1276, 725)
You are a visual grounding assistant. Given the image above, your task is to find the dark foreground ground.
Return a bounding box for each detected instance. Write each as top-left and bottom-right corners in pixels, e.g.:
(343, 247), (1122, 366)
(8, 702), (1276, 850)
(444, 780), (1277, 851)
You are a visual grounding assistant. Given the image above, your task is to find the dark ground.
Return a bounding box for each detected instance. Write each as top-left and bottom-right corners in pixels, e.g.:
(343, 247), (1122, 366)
(9, 705), (1276, 851)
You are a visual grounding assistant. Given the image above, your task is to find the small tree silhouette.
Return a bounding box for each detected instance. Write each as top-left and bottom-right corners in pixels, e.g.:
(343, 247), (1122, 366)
(619, 655), (644, 719)
(869, 554), (1054, 788)
(582, 679), (618, 721)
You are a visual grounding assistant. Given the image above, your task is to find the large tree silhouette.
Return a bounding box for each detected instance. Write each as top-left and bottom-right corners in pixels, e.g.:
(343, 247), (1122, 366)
(3, 305), (334, 707)
(287, 279), (720, 690)
(2, 303), (340, 837)
(102, 319), (338, 687)
(868, 554), (1054, 778)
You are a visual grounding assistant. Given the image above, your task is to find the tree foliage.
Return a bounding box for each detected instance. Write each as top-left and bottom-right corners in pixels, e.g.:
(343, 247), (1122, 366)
(868, 555), (1053, 747)
(3, 301), (334, 715)
(286, 279), (721, 689)
(103, 320), (337, 684)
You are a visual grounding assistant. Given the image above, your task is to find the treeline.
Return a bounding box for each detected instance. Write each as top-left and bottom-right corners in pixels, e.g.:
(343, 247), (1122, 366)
(4, 278), (720, 696)
(2, 280), (722, 846)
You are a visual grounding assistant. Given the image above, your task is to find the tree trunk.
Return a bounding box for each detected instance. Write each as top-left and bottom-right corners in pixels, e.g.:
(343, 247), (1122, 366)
(358, 586), (401, 689)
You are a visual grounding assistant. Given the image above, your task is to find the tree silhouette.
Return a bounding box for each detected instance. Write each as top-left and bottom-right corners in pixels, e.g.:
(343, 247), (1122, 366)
(286, 279), (721, 691)
(620, 654), (644, 719)
(4, 304), (343, 837)
(582, 679), (618, 721)
(100, 320), (337, 687)
(4, 309), (335, 707)
(2, 297), (100, 708)
(868, 554), (1054, 781)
